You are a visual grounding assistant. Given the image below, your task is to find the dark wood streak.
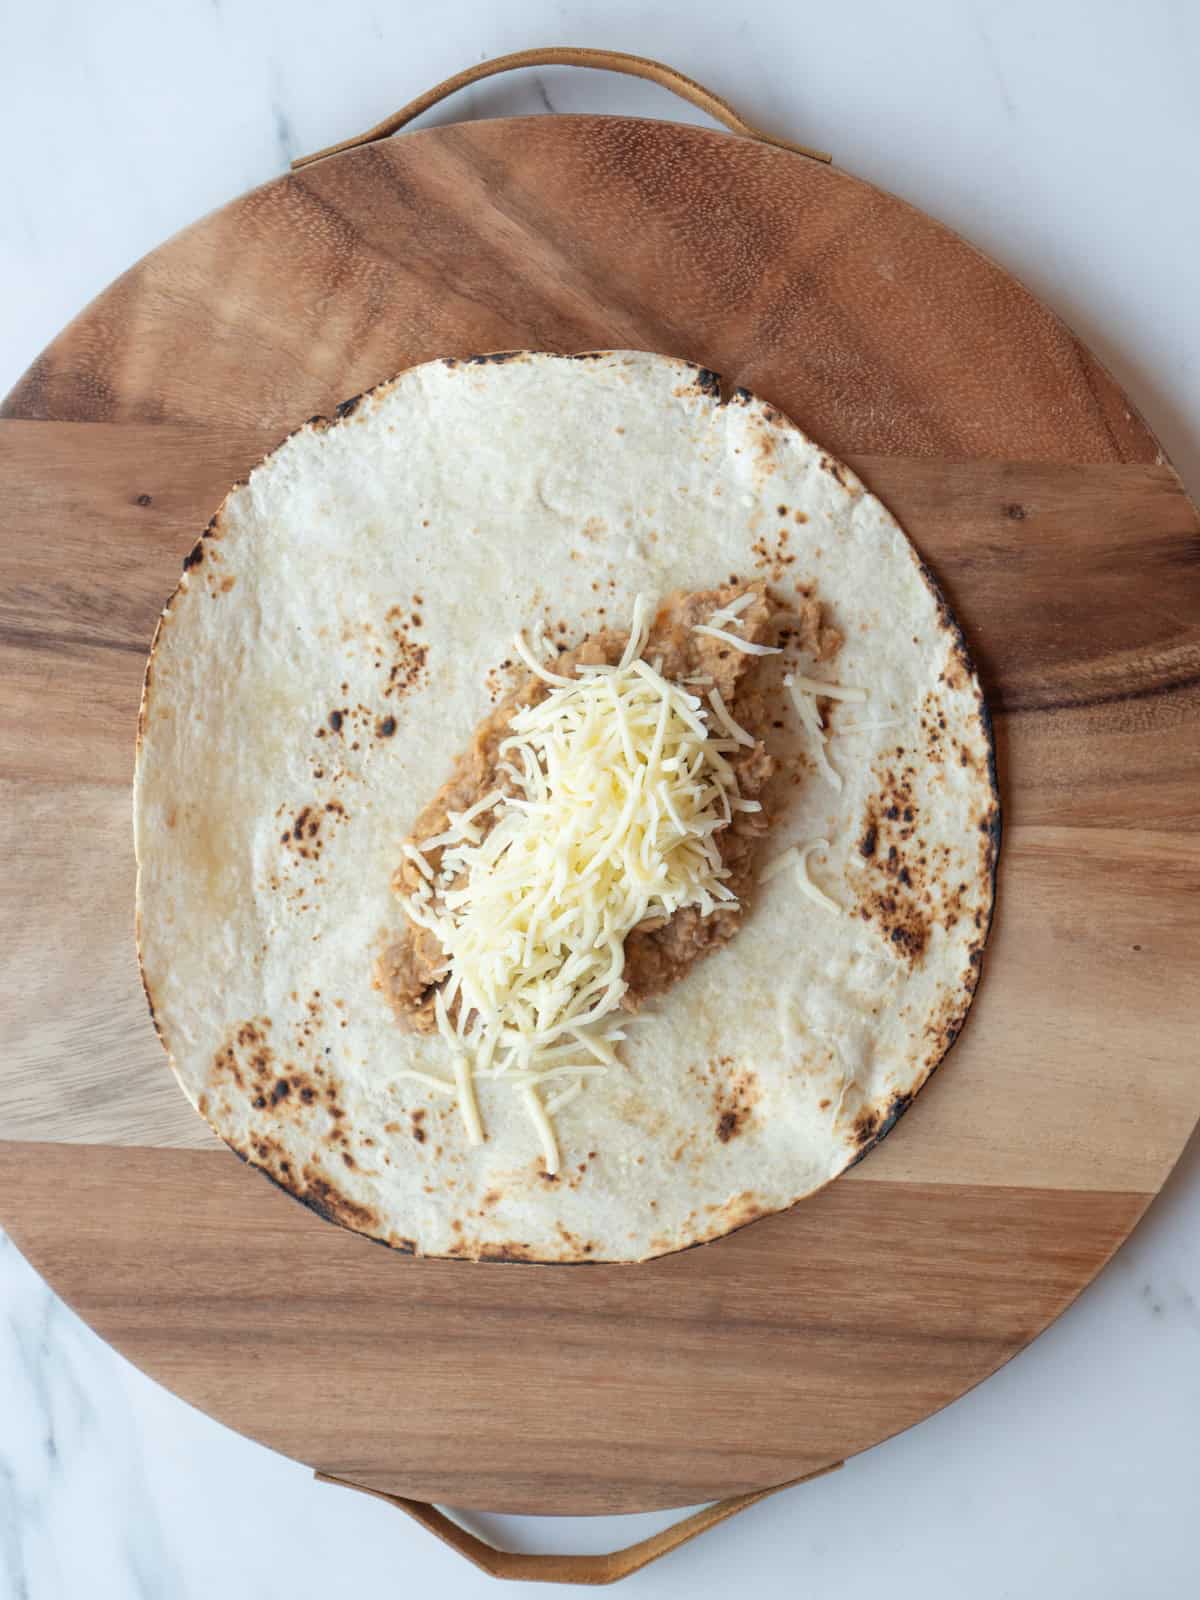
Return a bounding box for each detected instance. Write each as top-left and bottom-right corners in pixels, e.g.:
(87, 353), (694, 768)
(0, 623), (148, 658)
(1001, 669), (1200, 717)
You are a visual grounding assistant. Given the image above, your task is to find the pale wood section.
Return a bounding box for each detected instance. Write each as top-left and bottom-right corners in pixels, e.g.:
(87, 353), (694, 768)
(0, 778), (219, 1149)
(849, 827), (1200, 1194)
(0, 1142), (1147, 1514)
(0, 117), (1196, 1513)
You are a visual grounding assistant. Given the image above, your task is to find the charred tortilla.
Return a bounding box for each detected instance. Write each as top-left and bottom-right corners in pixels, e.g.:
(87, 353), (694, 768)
(134, 350), (998, 1261)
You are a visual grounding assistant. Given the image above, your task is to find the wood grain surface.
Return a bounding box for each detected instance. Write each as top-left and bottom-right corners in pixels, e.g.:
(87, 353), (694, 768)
(1, 115), (1197, 1514)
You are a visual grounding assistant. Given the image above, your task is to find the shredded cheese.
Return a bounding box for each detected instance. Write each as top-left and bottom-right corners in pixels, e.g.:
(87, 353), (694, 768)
(760, 840), (842, 913)
(789, 673), (867, 703)
(706, 686), (756, 748)
(836, 718), (903, 737)
(546, 1080), (583, 1115)
(784, 672), (843, 792)
(759, 846), (801, 884)
(794, 840), (841, 915)
(454, 1052), (484, 1145)
(391, 1069), (457, 1094)
(402, 843), (434, 881)
(522, 1085), (560, 1174)
(401, 595), (752, 1166)
(512, 629), (575, 687)
(692, 623), (781, 656)
(705, 591), (757, 630)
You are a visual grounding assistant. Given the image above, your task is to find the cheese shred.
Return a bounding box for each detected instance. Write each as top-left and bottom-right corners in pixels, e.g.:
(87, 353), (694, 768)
(400, 595), (754, 1169)
(691, 623), (781, 656)
(760, 839), (841, 915)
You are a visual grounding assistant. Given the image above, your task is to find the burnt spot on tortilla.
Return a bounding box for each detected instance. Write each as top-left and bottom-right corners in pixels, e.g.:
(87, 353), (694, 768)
(819, 452), (848, 488)
(853, 769), (933, 962)
(687, 1190), (767, 1246)
(713, 1061), (759, 1143)
(279, 802), (331, 864)
(211, 1016), (345, 1137)
(851, 1090), (915, 1157)
(328, 709), (344, 733)
(569, 350), (606, 361)
(182, 540), (204, 570)
(942, 651), (969, 693)
(726, 385), (753, 407)
(335, 391), (364, 419)
(139, 968), (166, 1048)
(376, 715), (397, 738)
(918, 691), (951, 764)
(467, 349), (525, 365)
(382, 606), (430, 699)
(478, 1242), (539, 1263)
(694, 367), (722, 400)
(298, 1163), (379, 1232)
(750, 525), (797, 578)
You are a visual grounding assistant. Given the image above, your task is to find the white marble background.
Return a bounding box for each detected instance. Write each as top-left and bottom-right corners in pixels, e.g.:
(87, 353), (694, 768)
(2, 1), (1198, 1595)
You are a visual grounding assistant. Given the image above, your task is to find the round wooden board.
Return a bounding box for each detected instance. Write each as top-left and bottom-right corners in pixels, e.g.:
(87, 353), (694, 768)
(2, 115), (1198, 1516)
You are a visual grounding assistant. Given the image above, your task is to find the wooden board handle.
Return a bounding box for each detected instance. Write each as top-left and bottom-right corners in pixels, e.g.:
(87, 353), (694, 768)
(291, 46), (831, 172)
(315, 1462), (842, 1585)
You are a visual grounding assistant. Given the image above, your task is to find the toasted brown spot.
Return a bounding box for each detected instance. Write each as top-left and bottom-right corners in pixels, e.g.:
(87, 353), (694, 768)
(299, 1166), (378, 1231)
(478, 1242), (538, 1262)
(713, 1063), (758, 1143)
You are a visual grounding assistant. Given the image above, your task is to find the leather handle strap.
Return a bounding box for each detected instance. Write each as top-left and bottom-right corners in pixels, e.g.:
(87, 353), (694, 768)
(315, 1461), (842, 1585)
(291, 46), (831, 171)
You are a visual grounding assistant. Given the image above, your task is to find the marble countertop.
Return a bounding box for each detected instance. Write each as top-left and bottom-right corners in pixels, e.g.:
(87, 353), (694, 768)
(3, 2), (1198, 1595)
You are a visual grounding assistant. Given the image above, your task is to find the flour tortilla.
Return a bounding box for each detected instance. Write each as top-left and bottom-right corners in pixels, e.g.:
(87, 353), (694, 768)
(134, 351), (998, 1262)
